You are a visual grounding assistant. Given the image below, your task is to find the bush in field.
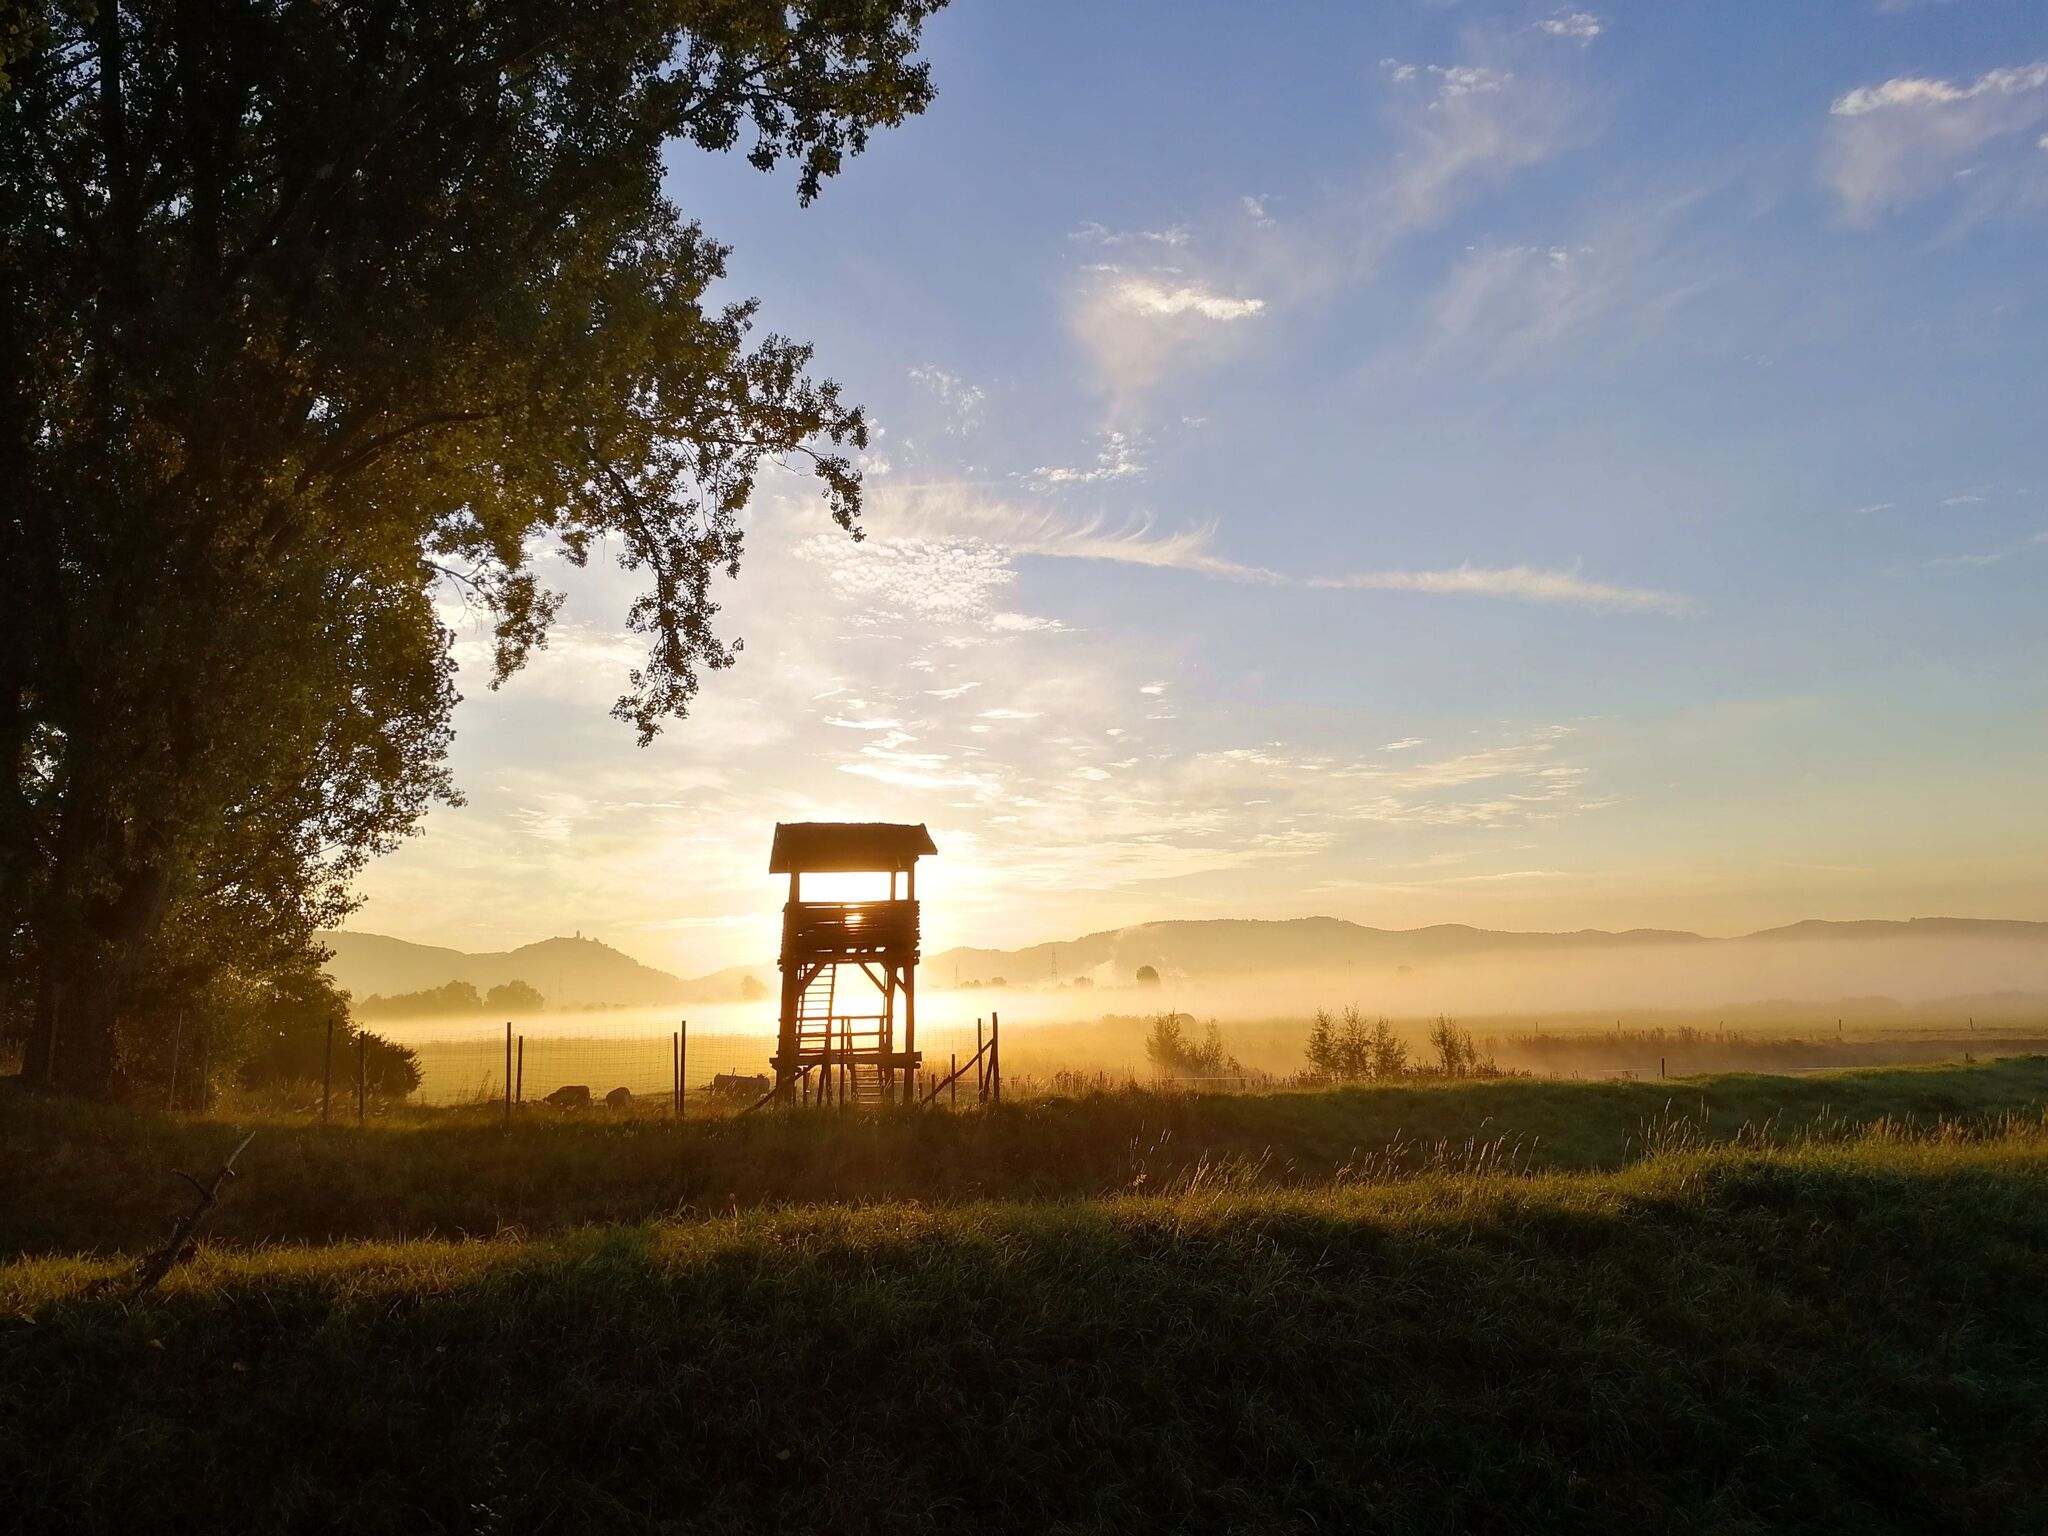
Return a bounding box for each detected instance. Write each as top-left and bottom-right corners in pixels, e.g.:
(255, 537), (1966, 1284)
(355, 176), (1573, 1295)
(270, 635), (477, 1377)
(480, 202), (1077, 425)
(240, 1019), (421, 1098)
(1307, 1007), (1410, 1080)
(1369, 1017), (1409, 1079)
(1146, 1013), (1241, 1077)
(1424, 1016), (1499, 1078)
(1306, 1008), (1338, 1075)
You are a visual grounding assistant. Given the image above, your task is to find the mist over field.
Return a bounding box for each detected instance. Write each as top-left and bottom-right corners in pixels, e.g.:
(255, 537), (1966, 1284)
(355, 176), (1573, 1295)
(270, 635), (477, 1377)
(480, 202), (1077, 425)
(359, 927), (2048, 1100)
(357, 928), (2048, 1025)
(1104, 934), (2048, 1023)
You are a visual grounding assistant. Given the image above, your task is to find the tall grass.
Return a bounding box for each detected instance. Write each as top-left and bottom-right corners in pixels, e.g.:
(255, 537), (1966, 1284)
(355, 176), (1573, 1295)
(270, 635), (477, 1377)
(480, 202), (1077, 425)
(8, 1056), (2048, 1257)
(4, 1118), (2047, 1534)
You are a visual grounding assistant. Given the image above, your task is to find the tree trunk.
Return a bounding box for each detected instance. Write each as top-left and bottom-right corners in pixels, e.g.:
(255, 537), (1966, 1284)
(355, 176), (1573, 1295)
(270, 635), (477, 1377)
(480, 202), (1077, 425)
(20, 833), (175, 1100)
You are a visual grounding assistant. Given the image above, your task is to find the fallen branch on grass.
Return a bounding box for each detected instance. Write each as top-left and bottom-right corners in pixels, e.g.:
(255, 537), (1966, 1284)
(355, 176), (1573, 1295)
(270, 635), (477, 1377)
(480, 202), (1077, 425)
(131, 1131), (257, 1297)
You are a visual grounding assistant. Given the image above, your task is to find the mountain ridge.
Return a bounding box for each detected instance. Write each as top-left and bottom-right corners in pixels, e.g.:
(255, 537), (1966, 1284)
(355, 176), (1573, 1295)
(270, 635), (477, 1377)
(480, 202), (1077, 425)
(317, 931), (746, 1009)
(317, 915), (2048, 1004)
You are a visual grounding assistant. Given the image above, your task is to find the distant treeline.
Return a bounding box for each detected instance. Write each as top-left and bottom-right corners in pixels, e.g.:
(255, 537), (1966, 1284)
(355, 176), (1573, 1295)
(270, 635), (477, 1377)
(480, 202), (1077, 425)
(353, 980), (545, 1020)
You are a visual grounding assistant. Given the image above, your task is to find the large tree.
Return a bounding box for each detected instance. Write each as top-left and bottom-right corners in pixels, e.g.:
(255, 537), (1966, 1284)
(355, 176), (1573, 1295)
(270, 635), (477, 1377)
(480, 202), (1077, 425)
(2, 0), (943, 1096)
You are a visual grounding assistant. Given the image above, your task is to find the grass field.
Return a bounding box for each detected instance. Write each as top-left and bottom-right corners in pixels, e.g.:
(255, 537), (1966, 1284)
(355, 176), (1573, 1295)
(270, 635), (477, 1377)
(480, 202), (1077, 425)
(6, 1061), (2048, 1532)
(7, 1056), (2047, 1254)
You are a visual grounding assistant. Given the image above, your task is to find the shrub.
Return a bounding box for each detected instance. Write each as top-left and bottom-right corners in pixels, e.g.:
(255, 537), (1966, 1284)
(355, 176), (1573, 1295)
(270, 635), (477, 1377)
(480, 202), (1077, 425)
(241, 1024), (421, 1098)
(1145, 1013), (1241, 1077)
(1368, 1017), (1408, 1079)
(1307, 1008), (1409, 1081)
(1305, 1008), (1338, 1076)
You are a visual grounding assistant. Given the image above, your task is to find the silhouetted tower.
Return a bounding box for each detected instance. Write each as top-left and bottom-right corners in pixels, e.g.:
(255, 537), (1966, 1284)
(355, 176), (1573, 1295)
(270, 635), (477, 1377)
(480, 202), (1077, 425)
(770, 822), (936, 1107)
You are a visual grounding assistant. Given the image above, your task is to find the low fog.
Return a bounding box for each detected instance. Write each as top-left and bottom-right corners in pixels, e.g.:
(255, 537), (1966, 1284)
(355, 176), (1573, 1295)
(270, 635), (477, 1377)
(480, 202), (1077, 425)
(1079, 934), (2048, 1024)
(368, 934), (2048, 1089)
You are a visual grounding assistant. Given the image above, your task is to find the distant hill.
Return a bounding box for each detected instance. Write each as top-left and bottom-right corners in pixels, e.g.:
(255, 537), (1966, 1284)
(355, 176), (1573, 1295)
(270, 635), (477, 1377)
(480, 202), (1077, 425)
(927, 915), (2048, 988)
(317, 932), (767, 1010)
(1743, 917), (2048, 944)
(321, 916), (2048, 1010)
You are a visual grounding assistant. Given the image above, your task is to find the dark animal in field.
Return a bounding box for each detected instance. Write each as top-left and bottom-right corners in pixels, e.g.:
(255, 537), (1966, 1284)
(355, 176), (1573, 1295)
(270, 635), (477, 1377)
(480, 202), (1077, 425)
(710, 1072), (773, 1098)
(542, 1085), (592, 1109)
(605, 1087), (632, 1109)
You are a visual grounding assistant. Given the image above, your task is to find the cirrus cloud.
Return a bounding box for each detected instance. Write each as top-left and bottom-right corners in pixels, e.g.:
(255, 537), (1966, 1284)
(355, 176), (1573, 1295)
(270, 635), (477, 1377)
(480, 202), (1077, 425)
(1825, 61), (2048, 221)
(1313, 564), (1697, 615)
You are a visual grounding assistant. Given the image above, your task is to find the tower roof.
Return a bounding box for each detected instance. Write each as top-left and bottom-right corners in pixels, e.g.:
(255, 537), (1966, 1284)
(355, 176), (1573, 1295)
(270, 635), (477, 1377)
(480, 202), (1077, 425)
(769, 821), (937, 874)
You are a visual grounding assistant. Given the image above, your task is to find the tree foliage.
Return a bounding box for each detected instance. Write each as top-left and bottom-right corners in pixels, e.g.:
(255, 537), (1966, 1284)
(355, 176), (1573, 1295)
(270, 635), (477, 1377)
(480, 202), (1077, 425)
(237, 979), (422, 1099)
(1307, 1006), (1411, 1081)
(354, 980), (483, 1020)
(1, 0), (943, 1095)
(485, 979), (546, 1014)
(1145, 1013), (1241, 1079)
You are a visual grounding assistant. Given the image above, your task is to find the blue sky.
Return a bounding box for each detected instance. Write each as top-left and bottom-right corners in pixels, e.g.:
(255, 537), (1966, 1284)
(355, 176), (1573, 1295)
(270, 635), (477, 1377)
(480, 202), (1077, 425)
(353, 0), (2048, 972)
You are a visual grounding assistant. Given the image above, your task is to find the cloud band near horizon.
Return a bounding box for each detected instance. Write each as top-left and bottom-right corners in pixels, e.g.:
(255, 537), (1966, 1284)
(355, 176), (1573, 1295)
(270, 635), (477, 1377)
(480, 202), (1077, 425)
(875, 490), (1695, 615)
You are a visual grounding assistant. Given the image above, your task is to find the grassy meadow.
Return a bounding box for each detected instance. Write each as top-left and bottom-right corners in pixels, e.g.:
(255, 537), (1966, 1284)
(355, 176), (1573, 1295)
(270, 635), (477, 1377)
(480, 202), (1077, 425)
(6, 1060), (2048, 1532)
(10, 1056), (2048, 1253)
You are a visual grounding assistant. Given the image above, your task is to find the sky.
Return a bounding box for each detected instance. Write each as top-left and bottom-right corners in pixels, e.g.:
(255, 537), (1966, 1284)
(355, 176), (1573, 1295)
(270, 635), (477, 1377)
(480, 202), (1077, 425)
(351, 0), (2048, 976)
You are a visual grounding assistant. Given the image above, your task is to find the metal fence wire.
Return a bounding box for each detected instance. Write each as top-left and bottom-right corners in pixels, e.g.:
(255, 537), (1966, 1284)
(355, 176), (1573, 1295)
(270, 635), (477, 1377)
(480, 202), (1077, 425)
(402, 1016), (1012, 1111)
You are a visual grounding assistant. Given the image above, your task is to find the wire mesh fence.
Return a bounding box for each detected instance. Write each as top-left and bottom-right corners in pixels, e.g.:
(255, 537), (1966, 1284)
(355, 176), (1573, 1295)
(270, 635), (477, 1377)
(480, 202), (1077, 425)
(402, 1026), (779, 1112)
(399, 1015), (1015, 1112)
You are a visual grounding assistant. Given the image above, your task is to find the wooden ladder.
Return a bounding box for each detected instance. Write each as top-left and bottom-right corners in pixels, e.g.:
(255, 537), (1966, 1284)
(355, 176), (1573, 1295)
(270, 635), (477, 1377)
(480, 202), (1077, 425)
(848, 1060), (887, 1106)
(795, 964), (836, 1051)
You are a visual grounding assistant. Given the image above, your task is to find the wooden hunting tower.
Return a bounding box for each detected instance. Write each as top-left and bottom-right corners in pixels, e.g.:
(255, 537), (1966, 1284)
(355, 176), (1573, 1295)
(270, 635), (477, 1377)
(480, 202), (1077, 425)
(770, 821), (936, 1107)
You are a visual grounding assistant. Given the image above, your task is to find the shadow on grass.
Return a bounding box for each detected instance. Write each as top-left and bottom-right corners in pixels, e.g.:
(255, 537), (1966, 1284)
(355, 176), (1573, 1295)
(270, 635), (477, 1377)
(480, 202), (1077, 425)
(3, 1141), (2047, 1535)
(5, 1056), (2048, 1257)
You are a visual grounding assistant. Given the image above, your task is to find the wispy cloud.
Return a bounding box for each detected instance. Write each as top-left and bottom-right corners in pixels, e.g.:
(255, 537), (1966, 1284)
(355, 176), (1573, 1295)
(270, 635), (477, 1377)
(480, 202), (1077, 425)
(1069, 221), (1191, 248)
(1106, 277), (1266, 320)
(1026, 429), (1147, 488)
(365, 485), (1640, 965)
(1928, 530), (2048, 569)
(908, 365), (987, 435)
(1067, 28), (1599, 406)
(1538, 12), (1605, 43)
(1427, 241), (1607, 358)
(1315, 564), (1697, 614)
(1372, 43), (1593, 253)
(877, 490), (1694, 614)
(801, 533), (1020, 627)
(1070, 269), (1270, 402)
(880, 491), (1284, 583)
(1825, 62), (2048, 221)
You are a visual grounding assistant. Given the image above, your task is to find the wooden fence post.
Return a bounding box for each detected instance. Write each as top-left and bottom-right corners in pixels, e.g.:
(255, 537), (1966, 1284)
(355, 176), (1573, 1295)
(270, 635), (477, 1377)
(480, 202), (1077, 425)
(503, 1021), (512, 1124)
(678, 1021), (688, 1121)
(322, 1018), (334, 1127)
(357, 1031), (367, 1126)
(991, 1012), (1001, 1105)
(167, 1009), (183, 1112)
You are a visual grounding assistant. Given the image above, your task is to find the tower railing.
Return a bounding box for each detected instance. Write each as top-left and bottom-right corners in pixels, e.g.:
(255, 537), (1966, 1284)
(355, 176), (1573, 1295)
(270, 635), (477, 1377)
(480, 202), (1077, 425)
(779, 898), (920, 960)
